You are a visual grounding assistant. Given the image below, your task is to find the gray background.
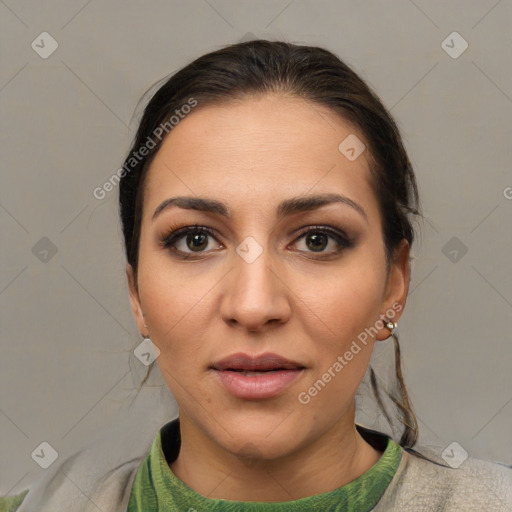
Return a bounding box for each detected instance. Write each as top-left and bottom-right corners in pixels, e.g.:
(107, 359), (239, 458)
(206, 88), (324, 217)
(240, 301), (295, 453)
(1, 0), (511, 496)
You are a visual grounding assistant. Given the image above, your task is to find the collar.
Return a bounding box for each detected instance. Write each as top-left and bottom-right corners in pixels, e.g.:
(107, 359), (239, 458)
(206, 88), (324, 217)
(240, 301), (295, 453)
(128, 418), (402, 511)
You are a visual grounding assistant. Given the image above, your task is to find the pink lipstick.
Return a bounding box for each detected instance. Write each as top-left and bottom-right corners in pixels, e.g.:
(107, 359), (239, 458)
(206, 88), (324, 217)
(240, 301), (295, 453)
(210, 352), (305, 400)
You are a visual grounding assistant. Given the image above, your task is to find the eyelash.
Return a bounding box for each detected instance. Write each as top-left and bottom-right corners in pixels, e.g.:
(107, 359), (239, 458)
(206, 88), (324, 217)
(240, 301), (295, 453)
(158, 223), (355, 259)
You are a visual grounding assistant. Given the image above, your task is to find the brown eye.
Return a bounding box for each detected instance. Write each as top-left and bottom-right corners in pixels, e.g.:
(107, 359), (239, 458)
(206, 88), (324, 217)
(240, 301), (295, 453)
(292, 226), (354, 255)
(160, 225), (221, 257)
(185, 232), (209, 252)
(305, 232), (328, 252)
(160, 224), (354, 259)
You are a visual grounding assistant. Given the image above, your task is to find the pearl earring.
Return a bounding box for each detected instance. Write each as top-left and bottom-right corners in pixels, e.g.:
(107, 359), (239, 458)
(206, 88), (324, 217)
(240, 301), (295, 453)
(386, 321), (398, 332)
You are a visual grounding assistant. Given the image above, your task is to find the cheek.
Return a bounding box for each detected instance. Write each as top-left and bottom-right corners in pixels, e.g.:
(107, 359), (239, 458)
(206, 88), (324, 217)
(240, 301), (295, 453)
(135, 257), (227, 400)
(136, 230), (209, 330)
(139, 274), (208, 400)
(136, 259), (201, 355)
(301, 258), (385, 340)
(296, 283), (381, 418)
(293, 258), (385, 403)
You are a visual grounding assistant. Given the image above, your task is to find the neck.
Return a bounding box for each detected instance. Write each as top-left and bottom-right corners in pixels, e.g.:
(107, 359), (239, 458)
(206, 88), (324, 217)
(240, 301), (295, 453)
(169, 404), (383, 502)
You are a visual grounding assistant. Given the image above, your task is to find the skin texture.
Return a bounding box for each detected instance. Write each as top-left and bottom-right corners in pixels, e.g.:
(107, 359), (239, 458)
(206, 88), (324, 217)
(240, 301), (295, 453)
(126, 94), (410, 501)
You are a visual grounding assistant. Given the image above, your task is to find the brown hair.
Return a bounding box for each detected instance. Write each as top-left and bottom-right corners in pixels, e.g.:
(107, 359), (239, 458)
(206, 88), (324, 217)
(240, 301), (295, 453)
(119, 39), (435, 460)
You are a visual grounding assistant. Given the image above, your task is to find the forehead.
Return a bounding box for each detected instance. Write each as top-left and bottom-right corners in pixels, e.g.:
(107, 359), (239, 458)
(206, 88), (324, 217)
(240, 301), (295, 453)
(143, 94), (379, 223)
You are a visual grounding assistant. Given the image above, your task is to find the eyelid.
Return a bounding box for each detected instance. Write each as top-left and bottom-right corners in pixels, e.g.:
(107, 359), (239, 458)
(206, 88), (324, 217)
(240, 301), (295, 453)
(159, 223), (354, 257)
(292, 224), (351, 241)
(158, 224), (220, 250)
(290, 225), (354, 255)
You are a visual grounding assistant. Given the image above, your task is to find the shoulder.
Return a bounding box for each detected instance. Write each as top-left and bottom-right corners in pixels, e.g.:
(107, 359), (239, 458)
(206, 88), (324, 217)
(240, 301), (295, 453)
(2, 381), (177, 512)
(375, 448), (512, 511)
(2, 448), (144, 512)
(2, 425), (158, 512)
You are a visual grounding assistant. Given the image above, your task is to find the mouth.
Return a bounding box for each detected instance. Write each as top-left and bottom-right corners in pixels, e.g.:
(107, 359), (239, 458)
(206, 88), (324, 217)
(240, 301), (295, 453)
(211, 353), (305, 372)
(210, 353), (306, 400)
(222, 369), (294, 376)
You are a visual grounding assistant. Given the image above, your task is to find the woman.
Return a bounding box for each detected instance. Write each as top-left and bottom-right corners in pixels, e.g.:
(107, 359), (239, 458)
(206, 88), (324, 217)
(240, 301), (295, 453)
(3, 39), (510, 512)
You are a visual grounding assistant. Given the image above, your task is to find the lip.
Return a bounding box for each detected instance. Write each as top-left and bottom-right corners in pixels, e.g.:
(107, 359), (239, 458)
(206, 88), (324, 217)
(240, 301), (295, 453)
(210, 352), (306, 400)
(211, 352), (305, 372)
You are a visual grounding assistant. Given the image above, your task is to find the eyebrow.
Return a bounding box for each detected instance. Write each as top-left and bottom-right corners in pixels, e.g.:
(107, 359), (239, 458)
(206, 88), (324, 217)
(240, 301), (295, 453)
(152, 193), (368, 224)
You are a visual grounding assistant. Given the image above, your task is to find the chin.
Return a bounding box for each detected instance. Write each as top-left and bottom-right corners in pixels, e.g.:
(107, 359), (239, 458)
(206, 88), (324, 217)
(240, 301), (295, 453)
(226, 435), (298, 462)
(209, 413), (308, 459)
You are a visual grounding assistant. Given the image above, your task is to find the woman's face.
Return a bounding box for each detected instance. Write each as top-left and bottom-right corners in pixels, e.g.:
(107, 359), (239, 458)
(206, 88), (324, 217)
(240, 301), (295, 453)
(127, 94), (409, 460)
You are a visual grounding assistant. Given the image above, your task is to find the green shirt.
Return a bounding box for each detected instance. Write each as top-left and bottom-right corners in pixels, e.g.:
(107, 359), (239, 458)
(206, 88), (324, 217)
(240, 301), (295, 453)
(127, 420), (402, 511)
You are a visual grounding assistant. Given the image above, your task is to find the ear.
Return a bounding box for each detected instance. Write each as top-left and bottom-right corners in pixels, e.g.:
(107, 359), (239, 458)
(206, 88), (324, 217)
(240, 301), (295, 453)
(126, 263), (147, 336)
(375, 239), (410, 341)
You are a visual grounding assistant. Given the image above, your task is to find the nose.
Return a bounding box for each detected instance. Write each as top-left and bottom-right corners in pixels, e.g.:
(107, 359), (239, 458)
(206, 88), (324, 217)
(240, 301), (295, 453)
(219, 243), (291, 333)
